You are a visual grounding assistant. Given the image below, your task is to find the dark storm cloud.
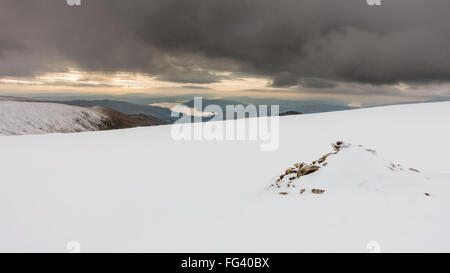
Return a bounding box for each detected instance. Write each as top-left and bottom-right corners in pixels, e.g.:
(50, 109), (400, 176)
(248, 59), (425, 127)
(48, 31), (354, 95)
(300, 78), (337, 89)
(271, 72), (300, 87)
(156, 70), (222, 84)
(1, 0), (450, 86)
(271, 72), (337, 89)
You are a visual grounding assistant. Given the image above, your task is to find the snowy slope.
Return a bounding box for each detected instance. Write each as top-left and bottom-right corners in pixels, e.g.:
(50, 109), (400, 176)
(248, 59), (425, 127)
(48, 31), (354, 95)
(0, 101), (108, 135)
(0, 102), (450, 252)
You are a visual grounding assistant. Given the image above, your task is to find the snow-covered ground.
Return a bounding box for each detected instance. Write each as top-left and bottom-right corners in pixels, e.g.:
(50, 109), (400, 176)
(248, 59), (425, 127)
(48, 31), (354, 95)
(0, 101), (107, 135)
(0, 102), (449, 252)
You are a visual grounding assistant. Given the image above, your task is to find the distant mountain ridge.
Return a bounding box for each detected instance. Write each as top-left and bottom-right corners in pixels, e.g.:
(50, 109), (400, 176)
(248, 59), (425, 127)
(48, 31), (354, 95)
(0, 96), (38, 102)
(279, 111), (303, 116)
(50, 99), (174, 122)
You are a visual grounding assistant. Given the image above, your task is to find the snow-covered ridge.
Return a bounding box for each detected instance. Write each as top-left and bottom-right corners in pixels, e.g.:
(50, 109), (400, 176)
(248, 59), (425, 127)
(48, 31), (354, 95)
(0, 101), (108, 136)
(0, 99), (169, 136)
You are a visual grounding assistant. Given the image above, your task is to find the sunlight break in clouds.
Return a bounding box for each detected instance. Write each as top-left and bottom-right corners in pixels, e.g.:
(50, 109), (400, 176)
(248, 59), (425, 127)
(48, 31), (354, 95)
(0, 69), (277, 95)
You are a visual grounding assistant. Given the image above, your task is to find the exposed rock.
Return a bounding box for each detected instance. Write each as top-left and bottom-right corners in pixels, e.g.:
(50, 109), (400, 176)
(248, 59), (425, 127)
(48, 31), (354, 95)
(297, 165), (320, 178)
(312, 189), (325, 194)
(332, 141), (345, 152)
(272, 141), (346, 195)
(332, 144), (340, 152)
(285, 167), (297, 175)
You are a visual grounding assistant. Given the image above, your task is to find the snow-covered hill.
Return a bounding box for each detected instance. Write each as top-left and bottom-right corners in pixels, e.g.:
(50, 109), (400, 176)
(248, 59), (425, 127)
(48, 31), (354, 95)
(0, 100), (108, 135)
(0, 99), (169, 136)
(0, 101), (450, 252)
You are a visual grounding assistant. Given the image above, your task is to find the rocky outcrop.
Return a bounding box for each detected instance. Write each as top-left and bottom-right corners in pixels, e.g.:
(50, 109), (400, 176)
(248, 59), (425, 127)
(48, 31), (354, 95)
(269, 141), (424, 197)
(270, 141), (344, 195)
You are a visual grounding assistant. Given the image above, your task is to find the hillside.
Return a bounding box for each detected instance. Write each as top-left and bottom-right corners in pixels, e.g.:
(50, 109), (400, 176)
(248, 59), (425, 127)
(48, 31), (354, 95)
(92, 106), (169, 128)
(0, 99), (169, 136)
(0, 102), (449, 252)
(0, 100), (108, 135)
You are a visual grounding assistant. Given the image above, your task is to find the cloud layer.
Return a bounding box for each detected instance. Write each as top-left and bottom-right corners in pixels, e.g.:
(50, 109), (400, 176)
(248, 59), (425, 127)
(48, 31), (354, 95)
(1, 0), (450, 87)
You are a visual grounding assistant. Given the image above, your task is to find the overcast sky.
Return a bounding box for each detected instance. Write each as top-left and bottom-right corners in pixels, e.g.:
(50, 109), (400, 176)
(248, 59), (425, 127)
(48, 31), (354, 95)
(1, 0), (450, 105)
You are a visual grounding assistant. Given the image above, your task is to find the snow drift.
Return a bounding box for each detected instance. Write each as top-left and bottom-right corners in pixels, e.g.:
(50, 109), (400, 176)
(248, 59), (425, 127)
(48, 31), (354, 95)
(0, 101), (450, 252)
